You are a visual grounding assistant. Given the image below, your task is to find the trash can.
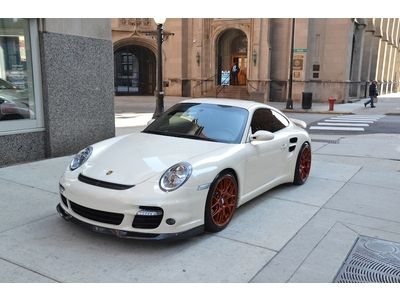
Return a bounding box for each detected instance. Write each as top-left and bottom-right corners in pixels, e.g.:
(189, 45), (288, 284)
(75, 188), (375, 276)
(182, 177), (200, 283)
(302, 92), (312, 109)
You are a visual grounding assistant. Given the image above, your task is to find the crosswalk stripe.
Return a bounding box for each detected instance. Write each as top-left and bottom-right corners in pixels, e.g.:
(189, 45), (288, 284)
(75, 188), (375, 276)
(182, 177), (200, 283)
(332, 115), (384, 118)
(309, 126), (365, 131)
(317, 122), (369, 127)
(330, 118), (381, 122)
(325, 119), (374, 123)
(331, 115), (382, 119)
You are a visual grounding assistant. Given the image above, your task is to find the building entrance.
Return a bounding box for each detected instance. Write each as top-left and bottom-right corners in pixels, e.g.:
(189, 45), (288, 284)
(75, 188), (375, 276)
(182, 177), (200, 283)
(114, 45), (156, 95)
(217, 29), (248, 86)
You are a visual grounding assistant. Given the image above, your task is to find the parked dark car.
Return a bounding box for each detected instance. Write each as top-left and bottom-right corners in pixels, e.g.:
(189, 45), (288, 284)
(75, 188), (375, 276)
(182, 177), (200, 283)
(0, 78), (32, 120)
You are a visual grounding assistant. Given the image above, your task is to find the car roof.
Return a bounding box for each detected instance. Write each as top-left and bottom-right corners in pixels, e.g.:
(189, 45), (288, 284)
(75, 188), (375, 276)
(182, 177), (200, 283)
(181, 98), (275, 111)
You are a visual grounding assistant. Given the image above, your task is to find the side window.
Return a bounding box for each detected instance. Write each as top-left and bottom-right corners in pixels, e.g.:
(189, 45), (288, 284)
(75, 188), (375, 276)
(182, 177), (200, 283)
(250, 108), (289, 134)
(271, 110), (290, 130)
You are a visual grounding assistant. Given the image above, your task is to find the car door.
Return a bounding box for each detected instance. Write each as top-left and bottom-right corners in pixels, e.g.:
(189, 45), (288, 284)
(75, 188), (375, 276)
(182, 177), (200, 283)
(243, 108), (291, 195)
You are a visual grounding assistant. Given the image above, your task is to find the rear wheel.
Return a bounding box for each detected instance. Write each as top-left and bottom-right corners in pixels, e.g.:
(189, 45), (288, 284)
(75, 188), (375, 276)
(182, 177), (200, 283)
(204, 172), (238, 232)
(294, 143), (311, 185)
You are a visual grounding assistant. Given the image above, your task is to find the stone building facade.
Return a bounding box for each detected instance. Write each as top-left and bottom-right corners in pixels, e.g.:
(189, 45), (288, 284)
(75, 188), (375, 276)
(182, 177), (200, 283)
(112, 18), (400, 103)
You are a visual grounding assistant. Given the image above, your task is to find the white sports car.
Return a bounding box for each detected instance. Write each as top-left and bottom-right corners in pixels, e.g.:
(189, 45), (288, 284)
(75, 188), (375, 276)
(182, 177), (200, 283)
(57, 99), (311, 240)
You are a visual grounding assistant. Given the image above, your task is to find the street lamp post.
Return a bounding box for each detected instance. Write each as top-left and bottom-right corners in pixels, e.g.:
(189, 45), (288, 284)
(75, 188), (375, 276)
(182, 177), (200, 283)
(153, 18), (166, 118)
(286, 18), (295, 109)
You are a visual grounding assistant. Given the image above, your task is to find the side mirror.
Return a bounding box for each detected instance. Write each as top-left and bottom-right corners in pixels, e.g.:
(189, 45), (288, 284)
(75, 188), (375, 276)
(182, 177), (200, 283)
(250, 130), (274, 142)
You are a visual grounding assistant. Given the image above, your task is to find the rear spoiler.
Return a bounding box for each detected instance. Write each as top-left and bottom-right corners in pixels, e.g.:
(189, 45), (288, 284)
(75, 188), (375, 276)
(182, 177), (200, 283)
(291, 118), (307, 129)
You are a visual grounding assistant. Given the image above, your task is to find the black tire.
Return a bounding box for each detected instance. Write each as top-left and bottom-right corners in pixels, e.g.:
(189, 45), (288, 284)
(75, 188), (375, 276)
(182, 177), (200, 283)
(204, 171), (238, 232)
(293, 142), (312, 185)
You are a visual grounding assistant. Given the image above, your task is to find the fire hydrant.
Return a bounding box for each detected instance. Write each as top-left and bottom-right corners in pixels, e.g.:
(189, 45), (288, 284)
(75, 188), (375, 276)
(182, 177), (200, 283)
(328, 96), (336, 111)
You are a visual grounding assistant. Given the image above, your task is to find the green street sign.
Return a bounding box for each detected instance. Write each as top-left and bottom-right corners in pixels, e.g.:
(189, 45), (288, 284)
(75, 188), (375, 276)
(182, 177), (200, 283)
(294, 48), (308, 52)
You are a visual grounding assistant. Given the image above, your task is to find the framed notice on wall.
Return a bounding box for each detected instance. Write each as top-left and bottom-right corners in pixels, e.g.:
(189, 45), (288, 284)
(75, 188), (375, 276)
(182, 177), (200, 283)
(292, 53), (306, 80)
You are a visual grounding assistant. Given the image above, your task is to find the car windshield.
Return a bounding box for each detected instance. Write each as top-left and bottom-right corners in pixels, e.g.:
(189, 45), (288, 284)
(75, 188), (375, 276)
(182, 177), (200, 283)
(143, 102), (249, 144)
(0, 79), (16, 90)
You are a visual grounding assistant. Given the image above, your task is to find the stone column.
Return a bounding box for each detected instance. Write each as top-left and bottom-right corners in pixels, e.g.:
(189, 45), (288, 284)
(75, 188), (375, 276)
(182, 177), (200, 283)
(349, 20), (366, 98)
(40, 18), (115, 157)
(360, 19), (375, 98)
(269, 18), (291, 101)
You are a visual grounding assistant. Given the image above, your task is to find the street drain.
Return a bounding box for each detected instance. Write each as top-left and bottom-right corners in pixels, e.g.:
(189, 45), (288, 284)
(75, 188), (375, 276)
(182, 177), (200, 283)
(311, 138), (340, 144)
(334, 236), (400, 283)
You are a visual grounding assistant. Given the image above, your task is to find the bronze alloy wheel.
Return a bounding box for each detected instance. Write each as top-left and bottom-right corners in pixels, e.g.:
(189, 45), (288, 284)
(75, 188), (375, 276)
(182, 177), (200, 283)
(205, 173), (238, 232)
(294, 143), (311, 185)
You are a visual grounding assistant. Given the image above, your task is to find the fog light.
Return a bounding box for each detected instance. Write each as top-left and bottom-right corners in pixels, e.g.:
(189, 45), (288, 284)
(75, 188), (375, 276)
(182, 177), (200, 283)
(166, 218), (176, 225)
(59, 184), (65, 194)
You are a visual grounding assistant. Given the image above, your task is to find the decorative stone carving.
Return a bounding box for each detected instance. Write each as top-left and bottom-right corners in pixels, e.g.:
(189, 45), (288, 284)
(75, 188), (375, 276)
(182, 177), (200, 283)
(119, 18), (153, 30)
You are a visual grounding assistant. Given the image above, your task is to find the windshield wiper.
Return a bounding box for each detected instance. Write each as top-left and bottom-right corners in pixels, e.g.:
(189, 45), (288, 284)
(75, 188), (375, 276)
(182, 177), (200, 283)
(142, 130), (217, 142)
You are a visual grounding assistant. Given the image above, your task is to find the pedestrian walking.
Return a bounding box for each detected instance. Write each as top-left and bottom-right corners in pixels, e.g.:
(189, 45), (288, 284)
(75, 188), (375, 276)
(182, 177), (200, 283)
(364, 80), (378, 108)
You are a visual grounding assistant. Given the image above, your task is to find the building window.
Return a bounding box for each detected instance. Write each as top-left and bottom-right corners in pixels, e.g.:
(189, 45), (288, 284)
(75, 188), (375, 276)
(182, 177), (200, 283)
(312, 64), (320, 71)
(0, 19), (43, 135)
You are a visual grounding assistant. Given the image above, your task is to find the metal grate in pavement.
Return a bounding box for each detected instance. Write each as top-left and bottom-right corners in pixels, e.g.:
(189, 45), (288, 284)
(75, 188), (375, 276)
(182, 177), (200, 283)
(334, 236), (400, 283)
(311, 138), (340, 144)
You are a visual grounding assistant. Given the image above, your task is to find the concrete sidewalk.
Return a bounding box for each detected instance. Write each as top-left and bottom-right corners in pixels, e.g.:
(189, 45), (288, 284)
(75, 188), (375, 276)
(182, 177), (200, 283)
(0, 134), (399, 282)
(0, 93), (399, 282)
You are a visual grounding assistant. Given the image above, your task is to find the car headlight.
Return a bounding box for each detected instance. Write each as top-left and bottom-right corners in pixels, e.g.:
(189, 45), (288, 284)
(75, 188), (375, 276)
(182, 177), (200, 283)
(69, 147), (93, 171)
(160, 162), (192, 192)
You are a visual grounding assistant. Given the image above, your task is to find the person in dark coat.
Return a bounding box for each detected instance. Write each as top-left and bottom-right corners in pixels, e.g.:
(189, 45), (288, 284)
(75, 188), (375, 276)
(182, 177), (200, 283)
(364, 80), (378, 108)
(231, 63), (240, 85)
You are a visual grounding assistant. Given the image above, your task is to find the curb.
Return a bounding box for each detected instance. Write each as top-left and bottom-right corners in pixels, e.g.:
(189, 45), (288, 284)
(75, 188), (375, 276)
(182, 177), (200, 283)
(282, 109), (354, 115)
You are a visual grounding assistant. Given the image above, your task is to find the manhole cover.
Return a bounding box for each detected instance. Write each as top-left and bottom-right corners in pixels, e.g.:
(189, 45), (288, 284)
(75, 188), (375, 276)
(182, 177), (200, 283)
(334, 236), (400, 283)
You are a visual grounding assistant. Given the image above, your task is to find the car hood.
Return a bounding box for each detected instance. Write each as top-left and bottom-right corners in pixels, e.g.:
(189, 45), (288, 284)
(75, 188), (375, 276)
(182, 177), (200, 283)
(0, 89), (28, 102)
(80, 132), (230, 185)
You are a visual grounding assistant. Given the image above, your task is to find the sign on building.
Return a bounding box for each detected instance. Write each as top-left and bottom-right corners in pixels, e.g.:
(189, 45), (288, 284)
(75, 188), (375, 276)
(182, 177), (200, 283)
(221, 71), (230, 86)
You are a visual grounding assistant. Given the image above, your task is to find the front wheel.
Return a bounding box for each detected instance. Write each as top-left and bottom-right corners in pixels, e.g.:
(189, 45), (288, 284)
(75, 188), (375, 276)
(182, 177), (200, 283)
(204, 172), (238, 232)
(293, 143), (311, 185)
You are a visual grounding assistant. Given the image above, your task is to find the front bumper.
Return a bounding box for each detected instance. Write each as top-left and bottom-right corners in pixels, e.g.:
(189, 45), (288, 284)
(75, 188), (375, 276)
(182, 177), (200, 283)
(57, 204), (204, 241)
(58, 172), (209, 240)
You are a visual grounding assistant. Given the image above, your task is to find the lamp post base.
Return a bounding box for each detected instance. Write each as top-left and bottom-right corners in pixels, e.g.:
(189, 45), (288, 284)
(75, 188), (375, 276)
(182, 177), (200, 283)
(153, 92), (165, 118)
(286, 99), (293, 109)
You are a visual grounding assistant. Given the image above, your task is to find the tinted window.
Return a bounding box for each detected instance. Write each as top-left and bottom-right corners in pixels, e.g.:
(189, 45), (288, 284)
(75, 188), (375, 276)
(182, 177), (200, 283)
(250, 108), (289, 134)
(143, 103), (249, 144)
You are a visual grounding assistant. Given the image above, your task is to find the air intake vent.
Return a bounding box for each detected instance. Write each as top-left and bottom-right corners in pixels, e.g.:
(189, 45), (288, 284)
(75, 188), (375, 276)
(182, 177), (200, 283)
(61, 194), (68, 207)
(78, 174), (135, 190)
(132, 206), (164, 229)
(334, 236), (400, 283)
(70, 201), (124, 225)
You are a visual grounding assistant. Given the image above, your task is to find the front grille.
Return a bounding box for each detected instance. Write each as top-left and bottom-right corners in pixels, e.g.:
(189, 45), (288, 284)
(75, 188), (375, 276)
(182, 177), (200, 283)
(132, 207), (164, 229)
(69, 200), (124, 225)
(61, 194), (68, 207)
(78, 174), (135, 190)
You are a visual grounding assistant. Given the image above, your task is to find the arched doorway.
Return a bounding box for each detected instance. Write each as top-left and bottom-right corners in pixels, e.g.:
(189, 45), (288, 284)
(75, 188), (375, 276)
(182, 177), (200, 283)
(216, 29), (248, 86)
(114, 45), (156, 95)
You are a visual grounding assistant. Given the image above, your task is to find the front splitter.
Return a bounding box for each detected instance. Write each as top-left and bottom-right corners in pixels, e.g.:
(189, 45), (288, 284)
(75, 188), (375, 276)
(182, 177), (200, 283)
(56, 204), (204, 241)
